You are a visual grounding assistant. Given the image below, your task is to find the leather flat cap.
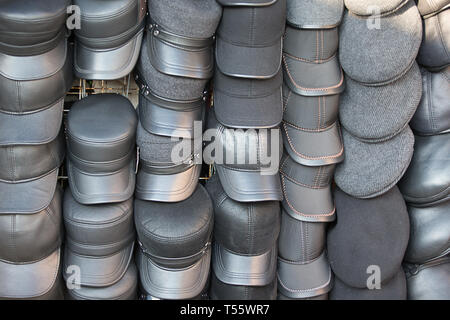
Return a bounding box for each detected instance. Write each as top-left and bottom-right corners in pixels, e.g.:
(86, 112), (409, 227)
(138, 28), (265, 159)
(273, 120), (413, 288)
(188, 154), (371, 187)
(210, 272), (277, 300)
(334, 126), (414, 199)
(398, 133), (450, 205)
(404, 202), (450, 264)
(73, 0), (146, 80)
(417, 9), (450, 71)
(286, 0), (344, 29)
(135, 184), (213, 268)
(278, 292), (328, 300)
(280, 154), (336, 222)
(405, 256), (450, 300)
(327, 187), (410, 288)
(0, 186), (62, 264)
(339, 62), (422, 142)
(213, 67), (283, 129)
(66, 94), (137, 204)
(417, 0), (450, 17)
(330, 268), (407, 300)
(205, 174), (280, 256)
(135, 122), (201, 202)
(282, 84), (344, 166)
(278, 209), (326, 262)
(207, 110), (283, 202)
(340, 0), (422, 85)
(344, 0), (410, 16)
(147, 0), (222, 79)
(137, 245), (211, 300)
(0, 248), (63, 300)
(216, 0), (286, 79)
(410, 66), (450, 135)
(277, 251), (333, 299)
(66, 262), (138, 300)
(0, 130), (65, 214)
(136, 35), (209, 101)
(217, 0), (278, 5)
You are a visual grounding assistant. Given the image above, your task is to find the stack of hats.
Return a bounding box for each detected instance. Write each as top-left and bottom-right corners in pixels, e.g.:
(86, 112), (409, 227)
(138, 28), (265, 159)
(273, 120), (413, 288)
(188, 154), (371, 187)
(133, 0), (222, 300)
(330, 0), (423, 299)
(277, 0), (346, 300)
(63, 94), (138, 300)
(399, 1), (450, 300)
(0, 0), (72, 300)
(73, 0), (146, 80)
(206, 0), (286, 300)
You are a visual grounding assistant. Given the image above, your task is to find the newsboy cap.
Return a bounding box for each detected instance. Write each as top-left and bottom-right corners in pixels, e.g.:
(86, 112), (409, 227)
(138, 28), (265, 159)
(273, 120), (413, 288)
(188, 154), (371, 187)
(286, 0), (344, 29)
(344, 0), (410, 16)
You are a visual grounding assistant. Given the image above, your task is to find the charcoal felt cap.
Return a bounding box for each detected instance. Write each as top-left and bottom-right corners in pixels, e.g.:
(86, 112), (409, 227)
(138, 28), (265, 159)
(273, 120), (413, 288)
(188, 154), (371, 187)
(213, 67), (283, 129)
(286, 0), (344, 29)
(330, 268), (407, 300)
(410, 66), (450, 135)
(339, 0), (422, 85)
(334, 126), (414, 199)
(344, 0), (410, 16)
(339, 62), (422, 142)
(327, 186), (410, 288)
(398, 133), (450, 206)
(215, 0), (286, 79)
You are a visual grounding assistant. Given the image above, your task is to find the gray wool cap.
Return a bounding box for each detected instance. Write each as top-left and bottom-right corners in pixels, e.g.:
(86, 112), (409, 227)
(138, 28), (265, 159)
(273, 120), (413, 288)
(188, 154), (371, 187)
(287, 0), (344, 29)
(344, 0), (410, 16)
(339, 0), (422, 85)
(334, 126), (415, 199)
(339, 62), (422, 142)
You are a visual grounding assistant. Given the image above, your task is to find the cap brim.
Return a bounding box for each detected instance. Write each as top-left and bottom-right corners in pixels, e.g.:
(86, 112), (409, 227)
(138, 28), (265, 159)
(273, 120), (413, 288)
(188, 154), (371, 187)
(137, 246), (211, 300)
(74, 28), (144, 80)
(135, 164), (201, 202)
(214, 85), (283, 129)
(282, 121), (344, 166)
(217, 0), (278, 6)
(0, 98), (63, 146)
(0, 248), (62, 300)
(286, 0), (344, 29)
(0, 168), (58, 214)
(67, 158), (135, 205)
(216, 36), (282, 79)
(216, 165), (282, 202)
(148, 32), (214, 80)
(280, 174), (335, 222)
(212, 242), (277, 286)
(283, 53), (345, 96)
(277, 251), (333, 299)
(63, 242), (134, 288)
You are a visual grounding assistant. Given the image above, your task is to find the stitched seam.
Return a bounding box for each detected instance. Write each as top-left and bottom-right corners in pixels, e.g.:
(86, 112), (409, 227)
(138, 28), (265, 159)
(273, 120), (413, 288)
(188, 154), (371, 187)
(283, 51), (335, 64)
(283, 120), (336, 133)
(278, 270), (331, 292)
(317, 94), (321, 130)
(280, 170), (327, 189)
(283, 90), (292, 113)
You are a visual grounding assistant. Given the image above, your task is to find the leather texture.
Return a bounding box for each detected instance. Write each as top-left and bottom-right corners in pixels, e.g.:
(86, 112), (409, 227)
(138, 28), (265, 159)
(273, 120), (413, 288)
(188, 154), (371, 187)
(399, 133), (450, 206)
(410, 66), (450, 135)
(405, 202), (450, 264)
(286, 0), (344, 29)
(278, 292), (328, 300)
(417, 0), (450, 17)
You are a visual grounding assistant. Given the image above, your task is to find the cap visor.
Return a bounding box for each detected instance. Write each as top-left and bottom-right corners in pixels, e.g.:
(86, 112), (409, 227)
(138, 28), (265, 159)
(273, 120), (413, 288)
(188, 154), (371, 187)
(137, 246), (211, 300)
(212, 242), (277, 286)
(216, 36), (282, 79)
(148, 32), (214, 80)
(214, 86), (283, 129)
(216, 165), (282, 202)
(0, 248), (61, 299)
(74, 29), (143, 80)
(0, 98), (63, 146)
(63, 242), (134, 288)
(283, 53), (345, 96)
(282, 121), (344, 166)
(135, 164), (201, 202)
(67, 159), (135, 205)
(287, 0), (344, 29)
(0, 168), (58, 214)
(217, 0), (278, 6)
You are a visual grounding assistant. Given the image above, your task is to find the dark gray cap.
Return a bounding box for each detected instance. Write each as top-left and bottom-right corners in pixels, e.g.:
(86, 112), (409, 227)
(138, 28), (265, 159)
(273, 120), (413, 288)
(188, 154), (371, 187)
(410, 66), (450, 135)
(417, 9), (450, 71)
(218, 0), (278, 5)
(344, 0), (410, 16)
(398, 133), (450, 206)
(327, 186), (410, 288)
(286, 0), (344, 29)
(215, 0), (286, 79)
(213, 67), (283, 129)
(280, 154), (336, 222)
(417, 0), (450, 17)
(334, 126), (414, 199)
(339, 62), (422, 142)
(339, 0), (422, 85)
